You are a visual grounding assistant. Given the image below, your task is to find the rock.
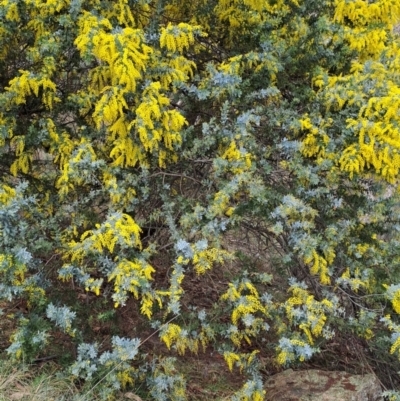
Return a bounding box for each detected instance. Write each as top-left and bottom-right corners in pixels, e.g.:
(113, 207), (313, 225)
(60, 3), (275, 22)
(265, 369), (382, 401)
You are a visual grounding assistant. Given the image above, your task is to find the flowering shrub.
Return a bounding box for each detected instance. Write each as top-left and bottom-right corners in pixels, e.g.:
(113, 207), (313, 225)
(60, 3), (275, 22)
(1, 0), (400, 399)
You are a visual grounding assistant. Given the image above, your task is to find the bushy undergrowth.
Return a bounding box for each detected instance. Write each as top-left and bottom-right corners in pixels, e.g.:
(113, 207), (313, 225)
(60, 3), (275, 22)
(2, 0), (400, 399)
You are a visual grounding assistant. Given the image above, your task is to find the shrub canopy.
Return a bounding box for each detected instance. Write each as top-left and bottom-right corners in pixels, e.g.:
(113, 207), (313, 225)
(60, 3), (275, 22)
(1, 0), (400, 399)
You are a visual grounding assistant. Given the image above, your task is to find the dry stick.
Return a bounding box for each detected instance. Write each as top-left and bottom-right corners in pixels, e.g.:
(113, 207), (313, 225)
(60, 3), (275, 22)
(78, 315), (179, 400)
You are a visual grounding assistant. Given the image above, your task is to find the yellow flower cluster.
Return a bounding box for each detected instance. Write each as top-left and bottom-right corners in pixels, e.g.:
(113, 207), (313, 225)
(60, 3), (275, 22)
(75, 14), (189, 169)
(391, 336), (400, 356)
(6, 70), (58, 109)
(109, 136), (147, 169)
(210, 191), (231, 217)
(231, 296), (267, 326)
(335, 0), (400, 59)
(0, 185), (16, 205)
(218, 0), (266, 13)
(167, 56), (196, 82)
(221, 280), (258, 302)
(23, 284), (46, 308)
(224, 351), (240, 371)
(68, 213), (142, 262)
(0, 254), (25, 285)
(116, 369), (135, 389)
(108, 258), (155, 306)
(160, 23), (204, 54)
(216, 0), (297, 41)
(93, 88), (128, 129)
(10, 135), (24, 156)
(339, 145), (366, 178)
(223, 350), (260, 373)
(72, 10), (197, 174)
(161, 326), (207, 354)
(104, 82), (185, 168)
(221, 140), (252, 173)
(276, 338), (309, 365)
(314, 12), (400, 180)
(299, 117), (330, 159)
(0, 114), (13, 147)
(340, 266), (370, 292)
(2, 1), (19, 21)
(391, 289), (400, 314)
(192, 247), (230, 274)
(7, 130), (33, 177)
(383, 315), (400, 355)
(39, 120), (76, 196)
(10, 153), (32, 177)
(335, 0), (400, 27)
(104, 0), (135, 27)
(84, 277), (104, 297)
(355, 243), (369, 256)
(133, 82), (184, 150)
(102, 172), (136, 207)
(140, 292), (163, 319)
(285, 286), (334, 345)
(221, 280), (270, 346)
(339, 136), (400, 184)
(160, 323), (200, 354)
(341, 268), (350, 280)
(76, 15), (151, 90)
(346, 27), (387, 57)
(150, 101), (171, 137)
(304, 250), (331, 285)
(26, 0), (69, 15)
(46, 119), (73, 165)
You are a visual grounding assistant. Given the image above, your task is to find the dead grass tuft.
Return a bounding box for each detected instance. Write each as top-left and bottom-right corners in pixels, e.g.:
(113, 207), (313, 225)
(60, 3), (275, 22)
(0, 361), (77, 401)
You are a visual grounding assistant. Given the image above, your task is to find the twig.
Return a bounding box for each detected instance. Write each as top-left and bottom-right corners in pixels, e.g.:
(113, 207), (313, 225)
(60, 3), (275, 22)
(149, 171), (203, 185)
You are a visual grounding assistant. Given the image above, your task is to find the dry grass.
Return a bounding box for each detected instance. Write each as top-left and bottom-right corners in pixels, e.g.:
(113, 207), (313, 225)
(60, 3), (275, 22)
(0, 361), (78, 401)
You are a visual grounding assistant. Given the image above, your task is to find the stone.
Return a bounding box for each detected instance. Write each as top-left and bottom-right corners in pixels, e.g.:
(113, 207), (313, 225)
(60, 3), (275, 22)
(264, 369), (383, 401)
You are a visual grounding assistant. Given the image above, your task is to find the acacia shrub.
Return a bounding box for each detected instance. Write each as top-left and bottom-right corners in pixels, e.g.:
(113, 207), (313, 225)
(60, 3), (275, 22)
(1, 0), (400, 399)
